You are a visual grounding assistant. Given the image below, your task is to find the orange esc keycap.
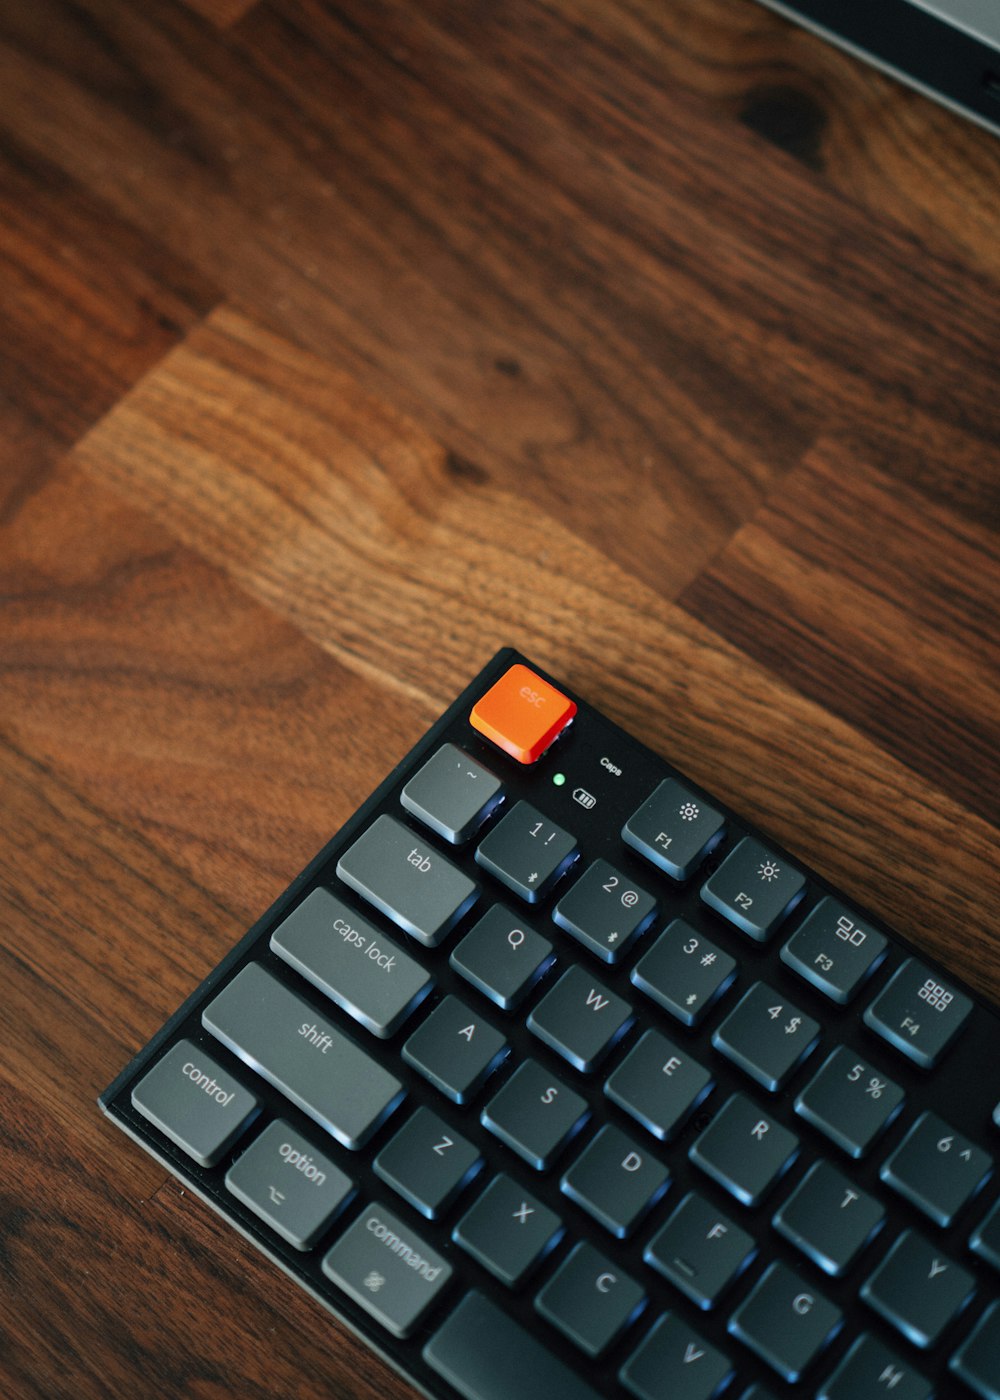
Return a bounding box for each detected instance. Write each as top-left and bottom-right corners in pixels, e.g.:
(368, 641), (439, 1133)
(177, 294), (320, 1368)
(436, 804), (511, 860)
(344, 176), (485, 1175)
(470, 663), (577, 765)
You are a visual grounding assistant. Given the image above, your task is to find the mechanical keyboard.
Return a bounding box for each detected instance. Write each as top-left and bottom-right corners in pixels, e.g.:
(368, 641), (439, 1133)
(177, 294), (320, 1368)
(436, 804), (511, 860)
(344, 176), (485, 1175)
(100, 649), (1000, 1400)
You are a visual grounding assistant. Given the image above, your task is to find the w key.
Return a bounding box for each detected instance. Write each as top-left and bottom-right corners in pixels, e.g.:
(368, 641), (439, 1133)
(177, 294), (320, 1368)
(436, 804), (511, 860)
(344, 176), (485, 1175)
(528, 967), (633, 1073)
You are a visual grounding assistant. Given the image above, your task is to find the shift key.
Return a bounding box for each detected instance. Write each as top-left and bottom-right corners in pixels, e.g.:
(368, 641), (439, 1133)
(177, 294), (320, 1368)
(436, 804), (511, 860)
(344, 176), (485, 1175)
(202, 963), (405, 1149)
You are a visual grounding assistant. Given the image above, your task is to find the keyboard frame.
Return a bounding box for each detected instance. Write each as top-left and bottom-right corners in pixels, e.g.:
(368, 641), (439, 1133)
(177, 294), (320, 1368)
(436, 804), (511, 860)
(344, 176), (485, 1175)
(100, 646), (1000, 1399)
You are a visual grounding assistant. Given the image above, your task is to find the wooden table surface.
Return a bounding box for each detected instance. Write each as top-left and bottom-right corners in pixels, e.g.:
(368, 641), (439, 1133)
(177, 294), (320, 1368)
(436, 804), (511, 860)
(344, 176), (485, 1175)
(1, 0), (998, 1396)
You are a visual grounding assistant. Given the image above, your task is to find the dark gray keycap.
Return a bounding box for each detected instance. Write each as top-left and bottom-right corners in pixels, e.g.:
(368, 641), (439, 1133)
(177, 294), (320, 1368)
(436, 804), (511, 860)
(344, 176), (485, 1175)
(475, 800), (578, 903)
(225, 1120), (354, 1249)
(728, 1261), (841, 1383)
(860, 1230), (976, 1348)
(645, 1191), (756, 1309)
(620, 1313), (734, 1400)
(794, 1046), (905, 1158)
(605, 1030), (713, 1141)
(374, 1106), (481, 1219)
(450, 905), (554, 1010)
(741, 1390), (777, 1400)
(971, 1197), (1000, 1270)
(536, 1241), (646, 1358)
(689, 1093), (798, 1206)
(424, 1291), (602, 1400)
(527, 967), (633, 1073)
(131, 1039), (259, 1167)
(780, 897), (887, 1003)
(881, 1111), (992, 1226)
(402, 996), (508, 1104)
(270, 887), (431, 1038)
(552, 859), (656, 964)
(322, 1202), (452, 1339)
(818, 1334), (933, 1400)
(482, 1060), (589, 1169)
(560, 1125), (669, 1238)
(401, 743), (503, 843)
(773, 1160), (884, 1277)
(864, 957), (972, 1068)
(701, 837), (805, 941)
(202, 963), (404, 1149)
(630, 919), (736, 1027)
(337, 814), (478, 946)
(950, 1300), (1000, 1400)
(453, 1174), (563, 1286)
(622, 778), (725, 881)
(712, 981), (820, 1092)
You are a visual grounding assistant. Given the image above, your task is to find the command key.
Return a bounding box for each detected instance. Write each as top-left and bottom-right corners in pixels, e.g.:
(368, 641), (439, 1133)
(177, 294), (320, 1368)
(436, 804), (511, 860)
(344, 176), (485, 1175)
(323, 1203), (452, 1337)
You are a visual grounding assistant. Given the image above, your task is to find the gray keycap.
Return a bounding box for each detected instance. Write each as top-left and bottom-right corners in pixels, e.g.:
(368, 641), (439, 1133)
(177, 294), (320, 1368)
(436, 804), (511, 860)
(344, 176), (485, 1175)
(818, 1334), (933, 1400)
(620, 1313), (734, 1400)
(482, 1060), (589, 1170)
(971, 1197), (1000, 1271)
(536, 1241), (646, 1358)
(402, 996), (508, 1103)
(552, 859), (656, 964)
(712, 981), (820, 1092)
(401, 743), (503, 843)
(202, 963), (404, 1149)
(424, 1291), (602, 1400)
(864, 957), (972, 1068)
(773, 1160), (884, 1277)
(950, 1300), (1000, 1400)
(860, 1230), (976, 1348)
(630, 919), (736, 1027)
(701, 837), (805, 941)
(374, 1106), (481, 1219)
(270, 887), (431, 1038)
(560, 1125), (669, 1238)
(450, 905), (554, 1010)
(527, 966), (633, 1073)
(622, 778), (725, 881)
(728, 1261), (841, 1383)
(453, 1174), (563, 1287)
(131, 1039), (259, 1167)
(689, 1093), (798, 1206)
(475, 801), (578, 903)
(780, 897), (887, 1003)
(881, 1111), (992, 1226)
(605, 1030), (713, 1142)
(794, 1046), (905, 1158)
(322, 1202), (452, 1338)
(644, 1191), (756, 1309)
(337, 814), (479, 946)
(225, 1120), (353, 1249)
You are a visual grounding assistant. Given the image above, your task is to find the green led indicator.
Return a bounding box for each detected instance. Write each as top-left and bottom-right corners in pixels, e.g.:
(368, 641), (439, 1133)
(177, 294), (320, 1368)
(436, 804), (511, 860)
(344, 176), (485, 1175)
(552, 772), (567, 787)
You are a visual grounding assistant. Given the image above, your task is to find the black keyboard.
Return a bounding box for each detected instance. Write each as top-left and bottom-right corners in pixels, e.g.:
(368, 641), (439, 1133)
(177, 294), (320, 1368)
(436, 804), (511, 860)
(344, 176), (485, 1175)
(100, 649), (1000, 1400)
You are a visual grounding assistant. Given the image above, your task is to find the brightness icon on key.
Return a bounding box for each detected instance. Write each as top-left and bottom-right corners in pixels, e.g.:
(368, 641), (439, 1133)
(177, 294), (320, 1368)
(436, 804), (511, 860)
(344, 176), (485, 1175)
(757, 859), (781, 882)
(678, 801), (700, 821)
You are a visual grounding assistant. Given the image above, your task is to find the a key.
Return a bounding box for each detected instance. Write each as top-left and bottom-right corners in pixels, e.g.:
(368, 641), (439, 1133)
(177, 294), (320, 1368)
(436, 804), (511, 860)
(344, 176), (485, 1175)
(644, 1191), (756, 1309)
(402, 996), (508, 1104)
(270, 887), (432, 1038)
(689, 1094), (798, 1206)
(527, 966), (633, 1073)
(450, 905), (554, 1010)
(700, 837), (805, 941)
(535, 1242), (646, 1358)
(202, 963), (404, 1149)
(552, 859), (656, 964)
(780, 897), (887, 1003)
(860, 1229), (976, 1348)
(337, 814), (479, 946)
(630, 920), (736, 1027)
(604, 1029), (713, 1141)
(373, 1107), (482, 1219)
(225, 1120), (354, 1249)
(470, 662), (577, 765)
(130, 1039), (260, 1168)
(476, 801), (578, 903)
(794, 1046), (905, 1157)
(864, 957), (973, 1068)
(622, 778), (726, 881)
(949, 1300), (1000, 1400)
(818, 1334), (933, 1400)
(400, 743), (504, 843)
(560, 1125), (669, 1238)
(711, 981), (820, 1091)
(481, 1060), (589, 1169)
(619, 1313), (734, 1400)
(452, 1174), (563, 1287)
(772, 1160), (885, 1277)
(321, 1202), (452, 1339)
(971, 1198), (1000, 1271)
(728, 1261), (842, 1383)
(881, 1111), (992, 1226)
